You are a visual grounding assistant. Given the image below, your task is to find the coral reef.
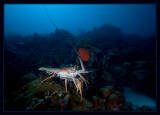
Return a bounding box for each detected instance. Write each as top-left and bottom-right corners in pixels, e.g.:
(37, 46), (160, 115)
(135, 106), (153, 111)
(100, 86), (115, 99)
(26, 91), (70, 111)
(122, 62), (132, 73)
(5, 78), (92, 111)
(92, 86), (124, 111)
(76, 38), (95, 49)
(20, 72), (38, 85)
(106, 91), (123, 111)
(4, 24), (156, 111)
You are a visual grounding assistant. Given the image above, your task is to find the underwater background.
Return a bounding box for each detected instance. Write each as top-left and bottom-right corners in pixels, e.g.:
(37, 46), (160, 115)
(4, 4), (156, 111)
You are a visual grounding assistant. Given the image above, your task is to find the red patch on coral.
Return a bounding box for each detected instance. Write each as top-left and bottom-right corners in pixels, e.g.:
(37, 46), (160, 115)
(78, 48), (90, 62)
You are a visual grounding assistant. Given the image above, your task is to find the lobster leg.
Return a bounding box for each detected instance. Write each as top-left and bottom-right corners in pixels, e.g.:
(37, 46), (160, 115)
(71, 76), (78, 93)
(65, 78), (68, 92)
(76, 79), (83, 101)
(78, 73), (89, 86)
(40, 74), (55, 84)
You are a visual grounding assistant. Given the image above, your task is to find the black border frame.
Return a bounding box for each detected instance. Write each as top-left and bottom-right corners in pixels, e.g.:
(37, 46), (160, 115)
(0, 0), (159, 114)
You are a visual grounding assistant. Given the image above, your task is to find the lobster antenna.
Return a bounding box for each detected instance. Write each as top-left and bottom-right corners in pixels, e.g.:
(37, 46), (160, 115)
(43, 5), (85, 71)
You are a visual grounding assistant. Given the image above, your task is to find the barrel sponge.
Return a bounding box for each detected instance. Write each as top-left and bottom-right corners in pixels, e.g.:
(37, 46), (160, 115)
(78, 48), (90, 62)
